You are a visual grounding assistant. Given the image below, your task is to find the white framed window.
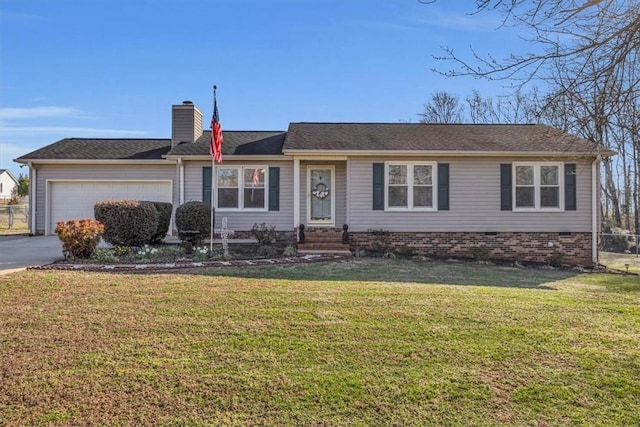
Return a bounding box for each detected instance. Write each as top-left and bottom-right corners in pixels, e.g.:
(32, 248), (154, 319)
(385, 162), (437, 210)
(216, 166), (267, 210)
(513, 163), (563, 211)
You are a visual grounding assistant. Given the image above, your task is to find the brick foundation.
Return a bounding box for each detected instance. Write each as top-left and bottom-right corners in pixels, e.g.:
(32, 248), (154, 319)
(231, 230), (296, 243)
(350, 231), (592, 266)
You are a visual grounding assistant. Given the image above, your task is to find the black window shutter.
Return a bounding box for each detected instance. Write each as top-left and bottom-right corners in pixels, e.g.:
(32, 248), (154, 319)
(437, 163), (450, 211)
(269, 167), (280, 211)
(373, 163), (384, 210)
(500, 164), (512, 211)
(565, 163), (577, 210)
(203, 166), (212, 206)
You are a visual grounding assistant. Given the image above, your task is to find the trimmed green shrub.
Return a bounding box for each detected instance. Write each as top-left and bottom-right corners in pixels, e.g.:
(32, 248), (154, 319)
(55, 219), (104, 259)
(175, 201), (212, 245)
(142, 201), (173, 243)
(94, 200), (158, 246)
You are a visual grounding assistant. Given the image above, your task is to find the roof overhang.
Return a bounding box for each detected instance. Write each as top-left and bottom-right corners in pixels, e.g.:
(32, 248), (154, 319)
(14, 159), (176, 166)
(164, 155), (288, 161)
(282, 149), (615, 158)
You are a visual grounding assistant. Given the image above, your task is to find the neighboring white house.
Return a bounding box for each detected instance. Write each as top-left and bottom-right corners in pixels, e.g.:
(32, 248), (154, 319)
(14, 100), (616, 266)
(0, 169), (18, 203)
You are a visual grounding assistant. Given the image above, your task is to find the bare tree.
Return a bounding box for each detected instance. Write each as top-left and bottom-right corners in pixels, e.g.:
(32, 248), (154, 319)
(419, 91), (464, 123)
(423, 0), (639, 231)
(423, 1), (639, 96)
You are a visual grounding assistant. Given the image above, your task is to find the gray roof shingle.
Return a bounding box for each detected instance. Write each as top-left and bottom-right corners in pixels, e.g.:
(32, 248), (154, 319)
(284, 123), (613, 154)
(16, 138), (172, 160)
(167, 131), (286, 156)
(15, 123), (614, 161)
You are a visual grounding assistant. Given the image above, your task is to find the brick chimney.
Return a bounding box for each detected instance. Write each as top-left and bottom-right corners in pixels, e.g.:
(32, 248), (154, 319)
(171, 101), (203, 148)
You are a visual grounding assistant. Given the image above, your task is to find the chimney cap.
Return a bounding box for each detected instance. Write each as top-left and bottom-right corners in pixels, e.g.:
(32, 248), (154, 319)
(182, 100), (194, 105)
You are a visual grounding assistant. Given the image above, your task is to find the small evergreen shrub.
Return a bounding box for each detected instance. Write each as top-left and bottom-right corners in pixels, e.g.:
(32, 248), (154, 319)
(142, 201), (173, 243)
(546, 251), (566, 267)
(470, 246), (490, 261)
(94, 248), (118, 263)
(55, 219), (104, 259)
(175, 201), (212, 245)
(602, 231), (631, 253)
(94, 200), (158, 246)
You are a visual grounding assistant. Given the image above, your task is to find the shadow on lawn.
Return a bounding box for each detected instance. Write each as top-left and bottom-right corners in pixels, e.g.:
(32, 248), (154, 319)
(180, 258), (579, 290)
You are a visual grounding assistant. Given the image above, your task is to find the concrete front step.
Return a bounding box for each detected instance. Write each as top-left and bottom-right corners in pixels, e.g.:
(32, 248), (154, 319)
(299, 229), (351, 255)
(303, 237), (347, 244)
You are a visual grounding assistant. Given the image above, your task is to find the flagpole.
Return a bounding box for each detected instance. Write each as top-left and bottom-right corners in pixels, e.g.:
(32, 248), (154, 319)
(209, 85), (216, 254)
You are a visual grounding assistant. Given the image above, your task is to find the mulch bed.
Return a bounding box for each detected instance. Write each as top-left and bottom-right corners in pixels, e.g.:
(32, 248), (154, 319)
(29, 254), (352, 272)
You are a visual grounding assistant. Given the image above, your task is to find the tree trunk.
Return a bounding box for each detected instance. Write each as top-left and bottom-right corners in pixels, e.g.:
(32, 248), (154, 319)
(603, 158), (622, 227)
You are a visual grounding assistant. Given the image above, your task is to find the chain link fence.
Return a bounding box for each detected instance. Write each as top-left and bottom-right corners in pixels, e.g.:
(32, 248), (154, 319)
(0, 204), (29, 232)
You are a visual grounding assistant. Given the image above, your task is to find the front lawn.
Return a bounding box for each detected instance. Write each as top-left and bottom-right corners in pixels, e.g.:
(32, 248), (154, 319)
(1, 259), (638, 425)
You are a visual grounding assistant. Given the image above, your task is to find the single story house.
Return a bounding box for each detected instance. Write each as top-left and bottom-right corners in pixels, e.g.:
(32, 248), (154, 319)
(15, 100), (615, 265)
(0, 169), (19, 203)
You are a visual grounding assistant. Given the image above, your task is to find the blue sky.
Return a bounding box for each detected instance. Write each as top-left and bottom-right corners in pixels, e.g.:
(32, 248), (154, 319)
(0, 0), (527, 177)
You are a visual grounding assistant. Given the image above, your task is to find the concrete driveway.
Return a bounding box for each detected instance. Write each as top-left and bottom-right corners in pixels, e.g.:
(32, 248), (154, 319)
(0, 235), (63, 275)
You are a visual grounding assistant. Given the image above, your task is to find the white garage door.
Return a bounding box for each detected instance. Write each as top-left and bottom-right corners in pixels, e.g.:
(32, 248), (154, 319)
(48, 181), (172, 234)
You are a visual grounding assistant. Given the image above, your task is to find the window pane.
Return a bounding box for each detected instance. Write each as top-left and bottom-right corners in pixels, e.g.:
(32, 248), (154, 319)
(540, 187), (559, 207)
(218, 188), (238, 208)
(244, 168), (265, 187)
(414, 165), (432, 185)
(244, 189), (265, 208)
(540, 166), (559, 185)
(515, 166), (534, 185)
(388, 186), (407, 207)
(515, 187), (535, 207)
(414, 186), (433, 207)
(218, 168), (238, 187)
(388, 165), (407, 185)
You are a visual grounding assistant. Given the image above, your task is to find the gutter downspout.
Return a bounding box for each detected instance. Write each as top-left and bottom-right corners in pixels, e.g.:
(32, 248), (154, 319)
(176, 158), (185, 237)
(29, 162), (36, 235)
(178, 158), (185, 205)
(293, 158), (300, 240)
(592, 156), (600, 265)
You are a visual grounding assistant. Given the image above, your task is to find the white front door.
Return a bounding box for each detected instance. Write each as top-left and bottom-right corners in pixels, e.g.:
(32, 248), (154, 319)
(307, 166), (334, 226)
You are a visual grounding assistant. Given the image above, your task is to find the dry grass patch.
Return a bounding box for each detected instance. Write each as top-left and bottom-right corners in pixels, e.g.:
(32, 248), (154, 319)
(0, 260), (639, 425)
(600, 251), (640, 274)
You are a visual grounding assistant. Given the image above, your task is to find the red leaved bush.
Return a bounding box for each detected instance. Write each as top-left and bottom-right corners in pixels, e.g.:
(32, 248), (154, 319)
(55, 219), (104, 258)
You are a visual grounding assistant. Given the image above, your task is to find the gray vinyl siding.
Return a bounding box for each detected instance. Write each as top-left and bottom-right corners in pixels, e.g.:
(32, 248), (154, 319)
(184, 160), (294, 232)
(347, 157), (593, 232)
(34, 164), (177, 234)
(298, 161), (347, 227)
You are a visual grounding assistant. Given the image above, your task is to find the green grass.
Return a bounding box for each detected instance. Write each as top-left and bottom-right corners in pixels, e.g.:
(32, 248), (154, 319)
(600, 251), (640, 274)
(0, 259), (638, 425)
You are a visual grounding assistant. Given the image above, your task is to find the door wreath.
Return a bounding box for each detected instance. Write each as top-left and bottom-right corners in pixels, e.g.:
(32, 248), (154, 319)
(312, 183), (330, 200)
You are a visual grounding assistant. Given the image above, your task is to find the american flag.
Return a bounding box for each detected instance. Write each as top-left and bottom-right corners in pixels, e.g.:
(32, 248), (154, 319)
(210, 96), (223, 163)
